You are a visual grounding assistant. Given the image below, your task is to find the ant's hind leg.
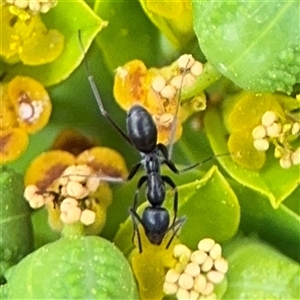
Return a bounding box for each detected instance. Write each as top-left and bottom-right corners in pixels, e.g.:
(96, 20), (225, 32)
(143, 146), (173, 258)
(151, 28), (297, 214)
(166, 216), (186, 249)
(129, 208), (144, 253)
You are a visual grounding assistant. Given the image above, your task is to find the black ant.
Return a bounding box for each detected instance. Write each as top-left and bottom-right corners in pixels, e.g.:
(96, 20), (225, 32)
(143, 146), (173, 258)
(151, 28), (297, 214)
(79, 34), (219, 252)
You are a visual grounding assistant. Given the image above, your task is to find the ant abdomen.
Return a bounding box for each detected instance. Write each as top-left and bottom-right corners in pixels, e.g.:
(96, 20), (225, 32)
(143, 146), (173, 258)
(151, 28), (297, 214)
(142, 206), (170, 245)
(127, 105), (157, 153)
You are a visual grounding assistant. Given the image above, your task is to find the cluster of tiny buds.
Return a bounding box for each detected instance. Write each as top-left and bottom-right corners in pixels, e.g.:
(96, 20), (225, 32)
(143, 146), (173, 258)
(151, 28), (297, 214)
(5, 0), (57, 13)
(163, 238), (228, 300)
(152, 54), (203, 101)
(24, 164), (100, 226)
(252, 111), (300, 169)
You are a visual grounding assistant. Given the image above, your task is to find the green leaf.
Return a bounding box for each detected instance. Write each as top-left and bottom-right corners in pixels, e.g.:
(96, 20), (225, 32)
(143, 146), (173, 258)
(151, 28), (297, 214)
(138, 0), (195, 51)
(223, 236), (300, 299)
(4, 236), (139, 299)
(204, 105), (299, 208)
(1, 0), (105, 86)
(0, 167), (33, 280)
(114, 166), (240, 255)
(31, 209), (60, 249)
(175, 166), (240, 249)
(94, 0), (163, 72)
(192, 1), (300, 93)
(231, 180), (300, 262)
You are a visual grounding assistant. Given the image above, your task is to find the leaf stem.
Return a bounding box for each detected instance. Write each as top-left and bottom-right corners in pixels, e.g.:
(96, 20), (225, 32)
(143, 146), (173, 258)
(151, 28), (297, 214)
(181, 62), (221, 102)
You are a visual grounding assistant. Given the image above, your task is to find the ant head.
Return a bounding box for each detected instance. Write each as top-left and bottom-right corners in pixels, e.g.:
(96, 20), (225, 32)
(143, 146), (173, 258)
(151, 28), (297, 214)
(142, 206), (170, 245)
(127, 105), (158, 153)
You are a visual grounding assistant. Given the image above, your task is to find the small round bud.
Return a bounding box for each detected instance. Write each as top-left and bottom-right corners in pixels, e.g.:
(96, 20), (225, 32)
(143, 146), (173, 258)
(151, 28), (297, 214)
(184, 262), (201, 277)
(262, 111), (276, 127)
(292, 122), (300, 135)
(160, 84), (177, 99)
(14, 0), (29, 9)
(170, 75), (183, 89)
(178, 54), (195, 69)
(193, 274), (207, 293)
(266, 122), (281, 137)
(86, 177), (100, 193)
(69, 165), (92, 183)
(280, 155), (292, 169)
(60, 197), (78, 212)
(198, 238), (215, 252)
(209, 243), (222, 260)
(252, 125), (266, 139)
(291, 148), (300, 165)
(254, 138), (269, 151)
(62, 165), (78, 177)
(189, 290), (200, 300)
(165, 269), (181, 283)
(178, 273), (194, 290)
(159, 113), (174, 127)
(163, 282), (178, 295)
(29, 194), (45, 209)
(174, 244), (192, 259)
(191, 250), (208, 265)
(80, 209), (96, 226)
(201, 256), (214, 272)
(24, 185), (39, 201)
(152, 75), (166, 93)
(182, 73), (196, 87)
(190, 61), (203, 76)
(176, 287), (190, 300)
(214, 257), (228, 274)
(60, 206), (81, 224)
(66, 181), (89, 199)
(206, 270), (225, 284)
(201, 281), (214, 295)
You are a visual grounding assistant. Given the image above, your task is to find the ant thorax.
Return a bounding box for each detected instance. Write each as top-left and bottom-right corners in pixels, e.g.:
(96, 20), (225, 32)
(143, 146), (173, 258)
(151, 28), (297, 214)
(141, 150), (161, 174)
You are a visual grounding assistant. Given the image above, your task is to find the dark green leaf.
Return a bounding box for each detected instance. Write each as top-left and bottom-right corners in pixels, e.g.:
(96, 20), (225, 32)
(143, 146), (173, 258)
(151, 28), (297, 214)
(193, 1), (300, 93)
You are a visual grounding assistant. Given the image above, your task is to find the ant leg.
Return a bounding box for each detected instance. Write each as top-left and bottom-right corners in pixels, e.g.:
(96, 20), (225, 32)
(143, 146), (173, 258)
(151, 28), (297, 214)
(129, 208), (145, 253)
(133, 176), (147, 210)
(129, 176), (147, 253)
(161, 176), (178, 225)
(127, 162), (142, 181)
(166, 216), (186, 249)
(78, 31), (132, 146)
(157, 144), (180, 174)
(158, 143), (231, 173)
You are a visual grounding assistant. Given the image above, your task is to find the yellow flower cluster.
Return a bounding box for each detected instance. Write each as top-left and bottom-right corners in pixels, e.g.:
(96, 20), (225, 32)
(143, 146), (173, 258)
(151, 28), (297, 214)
(252, 110), (300, 169)
(24, 146), (128, 235)
(5, 0), (57, 14)
(1, 5), (64, 65)
(114, 54), (206, 145)
(163, 239), (228, 300)
(0, 76), (52, 164)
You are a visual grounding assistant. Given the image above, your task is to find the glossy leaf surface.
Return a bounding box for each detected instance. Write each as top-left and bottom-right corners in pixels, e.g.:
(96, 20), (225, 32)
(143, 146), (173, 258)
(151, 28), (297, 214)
(193, 1), (300, 93)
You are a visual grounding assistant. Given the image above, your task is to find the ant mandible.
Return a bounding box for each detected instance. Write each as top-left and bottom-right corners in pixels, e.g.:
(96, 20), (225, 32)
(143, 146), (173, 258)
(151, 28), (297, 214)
(80, 39), (203, 252)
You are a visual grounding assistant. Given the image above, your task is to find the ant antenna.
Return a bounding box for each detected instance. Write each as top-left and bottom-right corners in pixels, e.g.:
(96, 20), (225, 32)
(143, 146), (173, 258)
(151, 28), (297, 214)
(179, 152), (232, 173)
(167, 59), (191, 160)
(77, 31), (132, 145)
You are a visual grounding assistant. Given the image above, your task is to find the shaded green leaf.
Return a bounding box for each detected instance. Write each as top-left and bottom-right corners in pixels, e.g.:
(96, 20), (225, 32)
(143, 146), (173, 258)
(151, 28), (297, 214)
(94, 0), (163, 72)
(1, 0), (105, 86)
(193, 1), (300, 93)
(0, 167), (33, 281)
(223, 236), (300, 299)
(231, 180), (300, 262)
